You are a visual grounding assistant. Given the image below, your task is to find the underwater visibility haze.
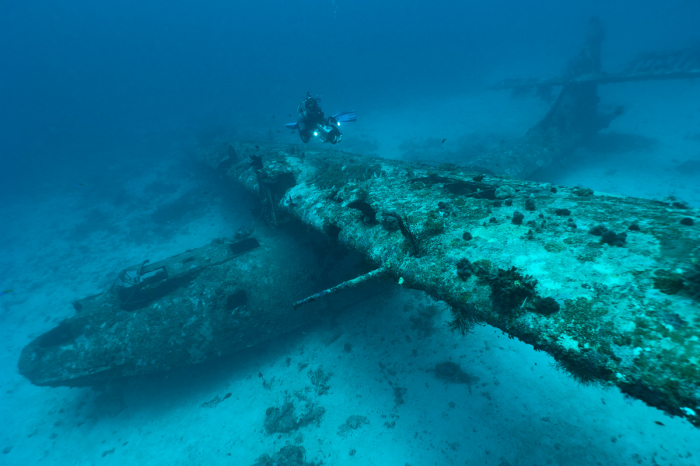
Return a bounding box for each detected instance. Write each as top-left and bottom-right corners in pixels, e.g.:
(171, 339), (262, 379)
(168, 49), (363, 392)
(1, 0), (700, 465)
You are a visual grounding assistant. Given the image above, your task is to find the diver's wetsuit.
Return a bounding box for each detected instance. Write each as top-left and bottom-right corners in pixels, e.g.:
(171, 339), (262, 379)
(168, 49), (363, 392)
(296, 94), (342, 144)
(297, 96), (325, 143)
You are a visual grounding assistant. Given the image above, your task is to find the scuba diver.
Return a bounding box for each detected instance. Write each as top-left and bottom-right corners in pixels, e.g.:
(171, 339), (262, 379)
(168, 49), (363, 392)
(285, 93), (356, 144)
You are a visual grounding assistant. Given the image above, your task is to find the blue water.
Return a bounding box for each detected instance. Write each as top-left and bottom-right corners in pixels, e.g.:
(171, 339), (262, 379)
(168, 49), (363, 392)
(2, 1), (700, 465)
(2, 0), (699, 194)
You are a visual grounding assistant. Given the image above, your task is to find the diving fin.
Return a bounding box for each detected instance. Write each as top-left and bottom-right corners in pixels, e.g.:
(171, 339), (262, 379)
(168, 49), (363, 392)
(332, 111), (356, 123)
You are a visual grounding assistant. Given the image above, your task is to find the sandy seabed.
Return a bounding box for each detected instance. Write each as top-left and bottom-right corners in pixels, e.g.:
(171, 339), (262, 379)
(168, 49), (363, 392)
(1, 82), (699, 466)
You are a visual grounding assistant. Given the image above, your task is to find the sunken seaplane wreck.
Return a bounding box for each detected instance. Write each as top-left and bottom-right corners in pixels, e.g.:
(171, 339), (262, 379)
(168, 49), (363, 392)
(470, 17), (700, 180)
(18, 23), (700, 428)
(18, 225), (356, 388)
(198, 140), (699, 427)
(18, 140), (700, 427)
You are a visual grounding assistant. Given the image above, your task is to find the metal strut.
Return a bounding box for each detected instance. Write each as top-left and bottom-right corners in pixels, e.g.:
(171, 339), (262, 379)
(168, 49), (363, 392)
(293, 267), (388, 309)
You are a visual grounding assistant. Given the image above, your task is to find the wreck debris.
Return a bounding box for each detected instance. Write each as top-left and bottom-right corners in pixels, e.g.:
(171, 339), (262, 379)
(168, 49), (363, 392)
(18, 227), (338, 387)
(492, 47), (700, 90)
(293, 267), (388, 309)
(201, 140), (700, 427)
(481, 20), (700, 180)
